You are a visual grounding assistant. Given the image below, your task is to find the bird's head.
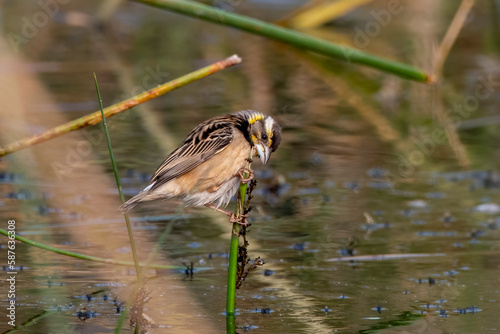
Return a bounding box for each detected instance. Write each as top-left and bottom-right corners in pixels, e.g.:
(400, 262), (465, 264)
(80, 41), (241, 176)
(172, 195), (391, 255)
(236, 110), (282, 164)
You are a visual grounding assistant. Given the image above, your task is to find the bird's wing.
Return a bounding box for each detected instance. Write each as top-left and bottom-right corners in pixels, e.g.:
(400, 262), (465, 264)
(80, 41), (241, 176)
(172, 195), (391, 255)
(148, 121), (235, 190)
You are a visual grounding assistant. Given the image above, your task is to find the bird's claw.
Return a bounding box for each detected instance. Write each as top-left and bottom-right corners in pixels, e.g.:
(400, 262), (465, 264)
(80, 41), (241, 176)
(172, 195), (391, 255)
(229, 213), (249, 226)
(238, 168), (254, 184)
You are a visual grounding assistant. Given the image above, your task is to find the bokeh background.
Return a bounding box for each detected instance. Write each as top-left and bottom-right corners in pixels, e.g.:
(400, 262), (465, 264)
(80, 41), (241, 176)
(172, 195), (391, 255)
(1, 0), (500, 333)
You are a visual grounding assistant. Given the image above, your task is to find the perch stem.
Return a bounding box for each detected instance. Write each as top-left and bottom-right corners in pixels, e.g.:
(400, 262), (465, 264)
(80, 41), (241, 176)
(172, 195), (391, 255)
(226, 163), (251, 316)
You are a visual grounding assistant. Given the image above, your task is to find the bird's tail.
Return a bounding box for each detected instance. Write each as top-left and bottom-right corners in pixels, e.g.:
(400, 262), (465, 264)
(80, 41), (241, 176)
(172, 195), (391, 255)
(119, 191), (148, 213)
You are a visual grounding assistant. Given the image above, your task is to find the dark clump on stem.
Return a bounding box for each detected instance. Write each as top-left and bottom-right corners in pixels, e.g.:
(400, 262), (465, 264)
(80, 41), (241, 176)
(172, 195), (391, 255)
(234, 179), (265, 289)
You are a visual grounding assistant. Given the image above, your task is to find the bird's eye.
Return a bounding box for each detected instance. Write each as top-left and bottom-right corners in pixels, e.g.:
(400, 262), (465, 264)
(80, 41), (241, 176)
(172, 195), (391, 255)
(261, 133), (268, 140)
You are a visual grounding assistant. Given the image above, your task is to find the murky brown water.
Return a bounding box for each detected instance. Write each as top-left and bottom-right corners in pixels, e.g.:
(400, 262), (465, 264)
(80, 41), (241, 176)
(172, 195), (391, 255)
(1, 1), (500, 333)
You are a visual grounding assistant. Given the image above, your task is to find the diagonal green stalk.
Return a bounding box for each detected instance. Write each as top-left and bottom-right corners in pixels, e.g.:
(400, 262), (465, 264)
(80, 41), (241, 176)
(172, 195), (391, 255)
(132, 0), (431, 82)
(0, 228), (184, 269)
(94, 73), (142, 280)
(226, 168), (250, 317)
(3, 310), (56, 334)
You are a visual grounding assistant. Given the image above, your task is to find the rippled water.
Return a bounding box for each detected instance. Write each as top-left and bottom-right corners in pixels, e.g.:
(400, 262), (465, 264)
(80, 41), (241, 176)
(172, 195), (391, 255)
(1, 1), (500, 333)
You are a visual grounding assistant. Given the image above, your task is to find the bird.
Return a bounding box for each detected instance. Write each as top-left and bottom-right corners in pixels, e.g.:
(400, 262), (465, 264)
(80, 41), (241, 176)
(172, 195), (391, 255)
(120, 110), (282, 224)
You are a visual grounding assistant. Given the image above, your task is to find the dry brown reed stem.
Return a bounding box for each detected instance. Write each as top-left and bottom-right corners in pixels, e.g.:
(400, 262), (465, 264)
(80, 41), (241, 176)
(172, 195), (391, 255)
(0, 55), (242, 158)
(432, 0), (475, 79)
(431, 0), (475, 168)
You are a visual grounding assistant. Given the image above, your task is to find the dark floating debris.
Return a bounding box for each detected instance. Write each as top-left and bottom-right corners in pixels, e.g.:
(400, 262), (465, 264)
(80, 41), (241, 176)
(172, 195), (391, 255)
(426, 192), (445, 199)
(2, 265), (27, 271)
(361, 222), (391, 231)
(419, 303), (439, 310)
(76, 307), (97, 321)
(456, 305), (480, 314)
(373, 305), (383, 314)
(339, 248), (354, 257)
(6, 189), (33, 200)
(441, 211), (455, 223)
(310, 152), (323, 166)
(291, 243), (308, 251)
(469, 229), (485, 238)
(322, 195), (332, 203)
(417, 231), (457, 237)
(487, 220), (499, 230)
(114, 299), (124, 314)
(367, 168), (387, 178)
(241, 324), (259, 331)
(296, 187), (319, 195)
(445, 269), (459, 277)
(438, 309), (447, 317)
(260, 308), (271, 315)
(400, 209), (416, 218)
(183, 262), (194, 281)
(428, 277), (436, 286)
(322, 306), (331, 313)
(368, 182), (392, 189)
(0, 172), (24, 182)
(263, 269), (274, 276)
(344, 182), (361, 191)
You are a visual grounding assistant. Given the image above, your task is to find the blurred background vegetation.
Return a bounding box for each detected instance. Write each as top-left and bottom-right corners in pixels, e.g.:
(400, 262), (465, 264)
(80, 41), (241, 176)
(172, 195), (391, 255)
(0, 0), (499, 333)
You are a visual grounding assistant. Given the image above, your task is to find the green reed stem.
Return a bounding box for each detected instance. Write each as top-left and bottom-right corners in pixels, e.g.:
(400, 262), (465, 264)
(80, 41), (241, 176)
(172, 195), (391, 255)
(115, 308), (129, 334)
(132, 0), (431, 82)
(226, 314), (236, 334)
(0, 228), (183, 270)
(94, 73), (142, 280)
(226, 169), (249, 316)
(3, 310), (56, 334)
(0, 55), (241, 157)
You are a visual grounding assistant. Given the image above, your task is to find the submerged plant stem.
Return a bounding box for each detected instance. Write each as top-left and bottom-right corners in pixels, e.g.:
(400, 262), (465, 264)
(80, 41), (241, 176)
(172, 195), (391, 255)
(132, 0), (430, 82)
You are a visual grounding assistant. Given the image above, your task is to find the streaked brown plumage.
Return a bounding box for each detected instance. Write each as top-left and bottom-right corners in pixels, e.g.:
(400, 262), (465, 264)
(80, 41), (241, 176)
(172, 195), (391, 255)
(120, 110), (282, 213)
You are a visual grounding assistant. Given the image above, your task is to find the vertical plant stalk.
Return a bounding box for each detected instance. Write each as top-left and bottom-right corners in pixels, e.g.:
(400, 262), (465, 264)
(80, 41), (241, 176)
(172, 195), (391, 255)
(94, 73), (142, 280)
(432, 0), (475, 77)
(226, 163), (251, 316)
(132, 0), (431, 82)
(0, 55), (242, 158)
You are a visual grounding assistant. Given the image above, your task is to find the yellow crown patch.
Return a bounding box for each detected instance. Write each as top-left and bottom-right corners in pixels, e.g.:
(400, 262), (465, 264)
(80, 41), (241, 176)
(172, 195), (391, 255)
(248, 112), (265, 125)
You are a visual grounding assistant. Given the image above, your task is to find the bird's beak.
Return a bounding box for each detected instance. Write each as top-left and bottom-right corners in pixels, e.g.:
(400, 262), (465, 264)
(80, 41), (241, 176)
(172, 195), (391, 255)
(255, 143), (271, 164)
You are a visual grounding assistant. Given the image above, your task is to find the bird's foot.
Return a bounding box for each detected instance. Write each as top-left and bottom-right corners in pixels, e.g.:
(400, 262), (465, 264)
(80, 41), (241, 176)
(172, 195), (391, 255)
(237, 168), (254, 184)
(205, 204), (232, 216)
(229, 213), (249, 226)
(205, 204), (249, 228)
